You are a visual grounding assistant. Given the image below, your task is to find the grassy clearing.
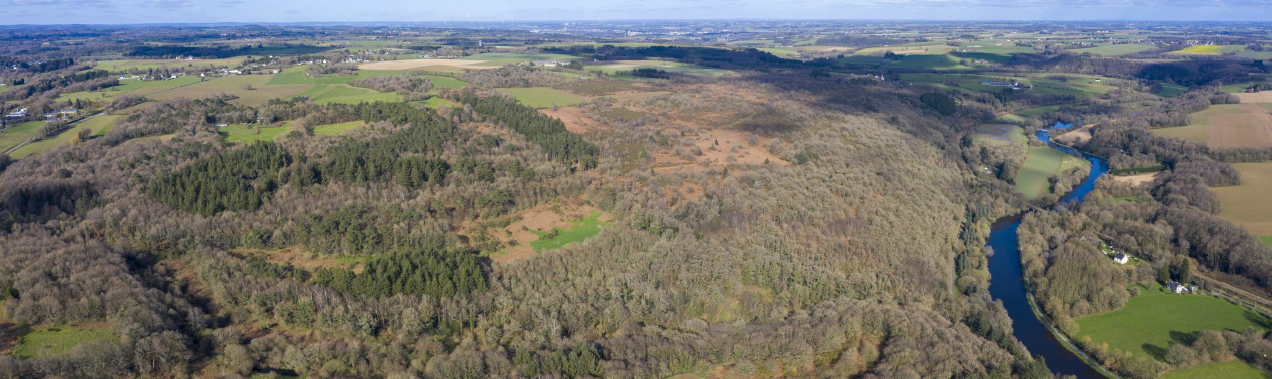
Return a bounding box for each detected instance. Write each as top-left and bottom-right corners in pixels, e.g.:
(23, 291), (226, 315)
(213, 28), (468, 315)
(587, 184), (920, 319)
(585, 59), (731, 78)
(1156, 83), (1190, 98)
(266, 67), (402, 86)
(973, 124), (1027, 146)
(220, 124), (290, 144)
(496, 87), (585, 108)
(312, 121), (365, 135)
(1014, 146), (1090, 200)
(900, 73), (1113, 98)
(423, 75), (467, 90)
(529, 210), (609, 251)
(1213, 162), (1272, 236)
(11, 115), (119, 158)
(295, 84), (401, 105)
(150, 74), (312, 106)
(1076, 284), (1270, 361)
(1163, 359), (1271, 379)
(1070, 44), (1155, 56)
(461, 53), (582, 67)
(14, 323), (116, 358)
(1, 121), (44, 152)
(421, 97), (457, 109)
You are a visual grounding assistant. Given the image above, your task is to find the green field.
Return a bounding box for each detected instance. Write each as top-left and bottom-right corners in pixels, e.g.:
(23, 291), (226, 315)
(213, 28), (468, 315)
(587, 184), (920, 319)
(93, 57), (244, 71)
(1169, 45), (1244, 55)
(312, 121), (366, 135)
(1070, 44), (1156, 56)
(973, 124), (1027, 146)
(1014, 146), (1090, 200)
(295, 84), (401, 105)
(0, 121), (44, 152)
(497, 87), (585, 108)
(1164, 360), (1271, 379)
(220, 124), (290, 144)
(11, 115), (119, 158)
(1152, 104), (1244, 142)
(1156, 83), (1190, 98)
(423, 75), (468, 90)
(421, 97), (458, 109)
(1076, 284), (1270, 361)
(150, 74), (313, 106)
(461, 52), (582, 67)
(14, 323), (116, 358)
(529, 210), (609, 251)
(57, 76), (204, 103)
(265, 67), (402, 86)
(899, 73), (1113, 98)
(1262, 236), (1272, 248)
(1018, 104), (1065, 117)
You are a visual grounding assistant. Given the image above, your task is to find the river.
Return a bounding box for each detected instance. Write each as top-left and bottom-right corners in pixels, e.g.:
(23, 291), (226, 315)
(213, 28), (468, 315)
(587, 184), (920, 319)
(985, 122), (1111, 378)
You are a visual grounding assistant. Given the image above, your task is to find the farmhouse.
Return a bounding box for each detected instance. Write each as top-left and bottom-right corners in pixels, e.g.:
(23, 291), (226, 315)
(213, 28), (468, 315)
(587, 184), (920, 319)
(5, 107), (28, 119)
(1113, 253), (1129, 264)
(1167, 280), (1198, 294)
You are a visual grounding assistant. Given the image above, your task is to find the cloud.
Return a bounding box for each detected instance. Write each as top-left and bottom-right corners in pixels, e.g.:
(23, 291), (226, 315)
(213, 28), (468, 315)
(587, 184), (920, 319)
(11, 0), (110, 6)
(143, 0), (192, 8)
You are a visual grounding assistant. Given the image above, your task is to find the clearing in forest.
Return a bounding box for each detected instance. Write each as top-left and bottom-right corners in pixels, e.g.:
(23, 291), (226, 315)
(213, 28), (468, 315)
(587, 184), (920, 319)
(1076, 284), (1270, 374)
(1013, 146), (1089, 200)
(497, 87), (585, 108)
(1212, 162), (1272, 238)
(312, 121), (366, 135)
(481, 203), (609, 264)
(219, 124), (291, 144)
(13, 322), (117, 358)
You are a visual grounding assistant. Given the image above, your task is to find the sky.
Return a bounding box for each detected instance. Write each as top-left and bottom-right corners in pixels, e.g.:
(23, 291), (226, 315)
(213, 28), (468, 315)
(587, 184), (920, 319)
(3, 0), (1272, 24)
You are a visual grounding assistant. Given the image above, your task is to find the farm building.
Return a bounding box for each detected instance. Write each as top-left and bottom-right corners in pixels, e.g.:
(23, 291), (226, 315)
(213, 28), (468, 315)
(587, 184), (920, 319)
(1167, 280), (1198, 294)
(1114, 253), (1129, 264)
(5, 107), (28, 119)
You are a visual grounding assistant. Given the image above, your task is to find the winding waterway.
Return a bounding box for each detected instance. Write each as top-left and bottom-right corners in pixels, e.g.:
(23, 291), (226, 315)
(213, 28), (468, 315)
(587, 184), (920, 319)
(986, 122), (1111, 378)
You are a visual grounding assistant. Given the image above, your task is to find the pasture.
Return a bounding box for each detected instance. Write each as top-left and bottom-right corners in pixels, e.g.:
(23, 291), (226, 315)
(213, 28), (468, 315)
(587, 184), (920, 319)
(57, 76), (203, 103)
(10, 115), (119, 158)
(1163, 360), (1270, 379)
(93, 57), (243, 71)
(312, 121), (366, 135)
(1169, 45), (1244, 55)
(14, 323), (117, 358)
(460, 52), (582, 67)
(421, 97), (457, 109)
(295, 84), (401, 105)
(265, 67), (402, 86)
(1152, 104), (1246, 143)
(1212, 162), (1272, 238)
(355, 59), (492, 71)
(1156, 83), (1190, 97)
(422, 75), (468, 90)
(1075, 284), (1270, 361)
(1070, 44), (1155, 56)
(900, 73), (1113, 98)
(219, 124), (290, 144)
(1014, 146), (1089, 200)
(585, 60), (731, 78)
(151, 74), (312, 106)
(973, 124), (1027, 146)
(0, 121), (44, 152)
(496, 87), (584, 108)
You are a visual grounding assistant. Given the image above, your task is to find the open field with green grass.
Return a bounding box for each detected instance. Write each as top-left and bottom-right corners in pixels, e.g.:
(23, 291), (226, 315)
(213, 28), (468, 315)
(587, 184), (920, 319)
(312, 121), (366, 135)
(973, 124), (1027, 146)
(265, 67), (403, 86)
(1076, 284), (1270, 361)
(150, 74), (312, 106)
(461, 53), (582, 67)
(900, 73), (1113, 98)
(529, 210), (609, 251)
(1014, 146), (1089, 200)
(11, 115), (119, 158)
(219, 124), (291, 144)
(421, 97), (458, 109)
(585, 59), (731, 78)
(1213, 162), (1272, 237)
(423, 75), (467, 90)
(57, 76), (204, 103)
(295, 84), (401, 105)
(1156, 83), (1190, 97)
(93, 57), (243, 71)
(14, 323), (116, 358)
(1163, 360), (1270, 379)
(1070, 44), (1156, 56)
(1, 121), (44, 152)
(1152, 104), (1245, 142)
(497, 87), (585, 108)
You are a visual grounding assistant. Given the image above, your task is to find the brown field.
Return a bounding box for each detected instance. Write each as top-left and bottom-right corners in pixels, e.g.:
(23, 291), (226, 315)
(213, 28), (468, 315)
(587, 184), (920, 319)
(260, 247), (364, 274)
(1236, 92), (1272, 103)
(1054, 124), (1095, 145)
(357, 59), (492, 70)
(1109, 172), (1159, 186)
(1212, 162), (1272, 236)
(539, 106), (602, 134)
(693, 128), (787, 166)
(1208, 104), (1272, 148)
(602, 91), (671, 102)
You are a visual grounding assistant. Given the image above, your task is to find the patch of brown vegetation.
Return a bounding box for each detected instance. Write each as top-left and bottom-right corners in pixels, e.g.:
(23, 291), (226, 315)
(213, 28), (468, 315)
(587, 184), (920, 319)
(258, 247), (364, 274)
(540, 106), (603, 134)
(602, 91), (670, 103)
(693, 128), (788, 166)
(1109, 172), (1159, 186)
(1054, 124), (1095, 145)
(1236, 92), (1272, 103)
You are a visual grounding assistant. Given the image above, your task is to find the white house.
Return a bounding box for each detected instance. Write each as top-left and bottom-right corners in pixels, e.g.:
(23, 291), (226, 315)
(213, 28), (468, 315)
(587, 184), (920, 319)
(1167, 280), (1198, 294)
(1113, 253), (1129, 264)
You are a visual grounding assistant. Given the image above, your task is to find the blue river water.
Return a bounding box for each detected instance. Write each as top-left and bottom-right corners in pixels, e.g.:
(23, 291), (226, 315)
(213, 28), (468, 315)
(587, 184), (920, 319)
(985, 121), (1110, 378)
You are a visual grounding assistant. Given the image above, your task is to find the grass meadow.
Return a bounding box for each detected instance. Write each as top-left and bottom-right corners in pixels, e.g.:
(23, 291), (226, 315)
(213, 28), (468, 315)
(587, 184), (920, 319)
(1076, 284), (1270, 362)
(312, 121), (366, 135)
(0, 121), (44, 152)
(14, 323), (117, 358)
(296, 84), (401, 105)
(1014, 146), (1089, 200)
(10, 115), (119, 158)
(1070, 44), (1156, 56)
(529, 210), (609, 251)
(1212, 162), (1272, 238)
(219, 124), (291, 144)
(1163, 359), (1271, 379)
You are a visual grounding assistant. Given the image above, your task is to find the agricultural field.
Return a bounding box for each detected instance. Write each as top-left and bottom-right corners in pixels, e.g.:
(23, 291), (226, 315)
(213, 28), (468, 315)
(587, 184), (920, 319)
(1, 121), (45, 152)
(294, 84), (401, 105)
(356, 59), (493, 71)
(973, 124), (1027, 146)
(1014, 145), (1090, 200)
(311, 120), (366, 135)
(1163, 360), (1271, 379)
(461, 52), (583, 67)
(1070, 44), (1156, 56)
(57, 76), (203, 103)
(496, 87), (585, 108)
(150, 74), (312, 106)
(1156, 83), (1190, 97)
(900, 73), (1113, 98)
(422, 75), (468, 90)
(13, 323), (117, 358)
(93, 57), (243, 71)
(852, 41), (953, 56)
(1076, 284), (1269, 363)
(10, 115), (118, 158)
(1212, 162), (1272, 240)
(265, 67), (402, 86)
(585, 59), (731, 78)
(219, 124), (291, 144)
(1168, 45), (1245, 55)
(1153, 104), (1272, 147)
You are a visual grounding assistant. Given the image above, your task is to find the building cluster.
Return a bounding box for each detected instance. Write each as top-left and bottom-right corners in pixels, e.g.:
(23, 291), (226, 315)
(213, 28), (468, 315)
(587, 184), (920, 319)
(5, 107), (28, 119)
(1166, 280), (1198, 294)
